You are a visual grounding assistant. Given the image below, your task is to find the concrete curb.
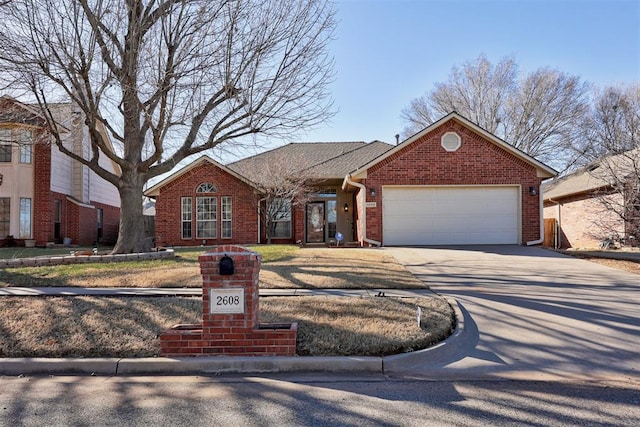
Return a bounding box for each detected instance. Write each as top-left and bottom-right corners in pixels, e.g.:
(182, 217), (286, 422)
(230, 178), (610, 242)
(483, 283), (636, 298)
(0, 358), (119, 376)
(0, 299), (464, 376)
(0, 356), (383, 376)
(117, 356), (383, 375)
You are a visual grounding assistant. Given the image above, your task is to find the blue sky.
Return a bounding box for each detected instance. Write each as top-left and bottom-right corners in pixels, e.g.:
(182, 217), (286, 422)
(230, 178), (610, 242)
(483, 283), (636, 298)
(294, 0), (640, 146)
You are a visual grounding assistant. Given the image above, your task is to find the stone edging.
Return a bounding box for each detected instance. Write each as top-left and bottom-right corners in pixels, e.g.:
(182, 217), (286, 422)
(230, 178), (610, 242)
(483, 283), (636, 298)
(0, 249), (175, 268)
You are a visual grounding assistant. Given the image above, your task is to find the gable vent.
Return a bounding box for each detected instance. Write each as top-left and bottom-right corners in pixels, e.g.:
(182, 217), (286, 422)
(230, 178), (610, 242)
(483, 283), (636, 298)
(441, 132), (461, 152)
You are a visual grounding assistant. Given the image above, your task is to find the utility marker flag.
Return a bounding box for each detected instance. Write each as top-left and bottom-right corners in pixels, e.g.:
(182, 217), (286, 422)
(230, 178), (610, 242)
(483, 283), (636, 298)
(417, 306), (422, 328)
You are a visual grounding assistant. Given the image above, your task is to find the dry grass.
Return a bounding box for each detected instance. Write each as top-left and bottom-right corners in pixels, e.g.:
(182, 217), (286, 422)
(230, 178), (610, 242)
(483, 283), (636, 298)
(563, 251), (640, 275)
(0, 247), (426, 289)
(260, 248), (427, 289)
(261, 295), (454, 356)
(0, 260), (203, 288)
(0, 295), (454, 358)
(0, 246), (452, 358)
(582, 258), (640, 275)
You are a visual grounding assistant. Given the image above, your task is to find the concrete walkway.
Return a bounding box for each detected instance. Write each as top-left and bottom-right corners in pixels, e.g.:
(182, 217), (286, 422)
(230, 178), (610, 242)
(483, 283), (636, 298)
(0, 287), (434, 297)
(384, 245), (640, 382)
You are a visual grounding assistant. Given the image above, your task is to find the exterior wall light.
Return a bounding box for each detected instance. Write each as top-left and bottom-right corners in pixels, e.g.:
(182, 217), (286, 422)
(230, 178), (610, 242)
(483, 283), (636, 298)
(343, 203), (349, 212)
(529, 186), (537, 196)
(369, 188), (376, 197)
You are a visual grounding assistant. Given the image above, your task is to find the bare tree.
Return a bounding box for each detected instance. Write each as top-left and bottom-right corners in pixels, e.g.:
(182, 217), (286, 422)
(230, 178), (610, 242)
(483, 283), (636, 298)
(581, 85), (640, 161)
(584, 85), (640, 244)
(0, 0), (336, 253)
(230, 151), (315, 244)
(401, 55), (590, 171)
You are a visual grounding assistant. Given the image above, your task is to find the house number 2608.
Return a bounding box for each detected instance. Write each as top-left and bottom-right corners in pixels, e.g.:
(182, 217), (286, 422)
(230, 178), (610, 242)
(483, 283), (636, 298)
(210, 288), (245, 314)
(216, 295), (240, 306)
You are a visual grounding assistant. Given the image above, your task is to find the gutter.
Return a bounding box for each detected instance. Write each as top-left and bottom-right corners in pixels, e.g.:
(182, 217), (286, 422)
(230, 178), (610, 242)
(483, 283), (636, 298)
(526, 187), (545, 246)
(342, 175), (382, 247)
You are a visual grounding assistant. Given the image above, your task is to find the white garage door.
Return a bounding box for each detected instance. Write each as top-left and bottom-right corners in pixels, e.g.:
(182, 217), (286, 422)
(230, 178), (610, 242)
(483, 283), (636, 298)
(382, 186), (520, 245)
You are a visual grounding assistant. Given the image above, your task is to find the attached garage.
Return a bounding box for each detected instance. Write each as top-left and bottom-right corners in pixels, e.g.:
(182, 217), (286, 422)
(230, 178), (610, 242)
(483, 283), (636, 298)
(343, 112), (557, 247)
(382, 186), (521, 246)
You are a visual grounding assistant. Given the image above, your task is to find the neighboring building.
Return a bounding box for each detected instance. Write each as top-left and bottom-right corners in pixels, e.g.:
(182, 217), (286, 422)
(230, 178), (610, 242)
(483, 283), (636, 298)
(543, 149), (639, 249)
(146, 112), (556, 247)
(0, 96), (121, 246)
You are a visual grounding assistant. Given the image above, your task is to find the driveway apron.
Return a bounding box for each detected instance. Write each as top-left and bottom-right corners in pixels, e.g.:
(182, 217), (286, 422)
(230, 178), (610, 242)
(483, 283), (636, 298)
(385, 246), (640, 382)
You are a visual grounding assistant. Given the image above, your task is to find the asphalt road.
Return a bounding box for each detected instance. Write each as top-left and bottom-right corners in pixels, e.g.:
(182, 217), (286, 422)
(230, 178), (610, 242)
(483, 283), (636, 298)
(1, 374), (639, 426)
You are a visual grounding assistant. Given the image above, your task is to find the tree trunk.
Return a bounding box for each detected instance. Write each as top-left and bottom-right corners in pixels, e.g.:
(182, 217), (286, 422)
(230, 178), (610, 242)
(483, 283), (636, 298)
(112, 171), (150, 254)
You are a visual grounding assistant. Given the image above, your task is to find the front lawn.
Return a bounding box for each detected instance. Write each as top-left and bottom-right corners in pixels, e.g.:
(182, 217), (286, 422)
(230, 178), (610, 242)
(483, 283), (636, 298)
(0, 246), (427, 289)
(0, 245), (454, 358)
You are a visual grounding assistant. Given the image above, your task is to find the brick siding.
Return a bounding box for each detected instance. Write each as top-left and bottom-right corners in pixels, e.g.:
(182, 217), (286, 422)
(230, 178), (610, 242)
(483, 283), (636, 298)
(93, 201), (120, 245)
(362, 121), (544, 244)
(33, 134), (52, 246)
(544, 192), (624, 249)
(160, 245), (297, 356)
(154, 163), (259, 247)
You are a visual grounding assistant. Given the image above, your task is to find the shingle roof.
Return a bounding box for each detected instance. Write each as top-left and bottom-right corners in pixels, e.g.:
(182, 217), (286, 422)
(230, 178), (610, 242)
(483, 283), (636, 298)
(542, 167), (611, 200)
(228, 141), (393, 183)
(543, 148), (640, 200)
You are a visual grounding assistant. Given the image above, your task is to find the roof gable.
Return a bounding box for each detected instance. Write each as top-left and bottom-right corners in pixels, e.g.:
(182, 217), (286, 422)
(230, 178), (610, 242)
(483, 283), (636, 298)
(0, 95), (49, 127)
(348, 112), (557, 180)
(144, 155), (258, 197)
(543, 148), (640, 200)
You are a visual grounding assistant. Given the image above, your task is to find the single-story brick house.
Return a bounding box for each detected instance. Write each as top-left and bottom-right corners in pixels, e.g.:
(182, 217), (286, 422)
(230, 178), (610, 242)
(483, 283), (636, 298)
(146, 112), (556, 247)
(543, 149), (639, 249)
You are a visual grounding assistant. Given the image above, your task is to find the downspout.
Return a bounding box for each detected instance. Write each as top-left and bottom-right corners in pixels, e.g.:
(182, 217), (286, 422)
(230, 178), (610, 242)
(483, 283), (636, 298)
(526, 187), (544, 246)
(343, 175), (382, 247)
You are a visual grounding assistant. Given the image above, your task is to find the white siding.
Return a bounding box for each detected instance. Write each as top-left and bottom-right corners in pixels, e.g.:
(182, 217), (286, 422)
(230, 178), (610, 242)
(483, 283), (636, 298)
(50, 141), (74, 195)
(49, 104), (120, 208)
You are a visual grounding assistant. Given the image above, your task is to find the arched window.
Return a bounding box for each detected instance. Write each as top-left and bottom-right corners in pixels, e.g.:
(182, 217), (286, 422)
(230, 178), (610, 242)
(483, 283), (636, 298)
(196, 182), (217, 193)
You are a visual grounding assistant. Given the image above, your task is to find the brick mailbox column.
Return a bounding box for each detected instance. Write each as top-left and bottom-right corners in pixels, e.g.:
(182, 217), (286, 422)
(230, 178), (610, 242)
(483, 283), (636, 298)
(160, 245), (297, 357)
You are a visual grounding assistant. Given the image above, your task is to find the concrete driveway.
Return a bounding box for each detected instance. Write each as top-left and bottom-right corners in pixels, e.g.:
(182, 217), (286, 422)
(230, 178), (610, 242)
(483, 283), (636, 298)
(385, 246), (640, 382)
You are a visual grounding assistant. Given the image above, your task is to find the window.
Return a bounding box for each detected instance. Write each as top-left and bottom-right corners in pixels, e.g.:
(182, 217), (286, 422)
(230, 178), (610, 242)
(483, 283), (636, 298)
(269, 198), (291, 239)
(441, 131), (461, 152)
(54, 199), (62, 242)
(221, 196), (232, 239)
(19, 129), (32, 164)
(19, 198), (31, 238)
(97, 208), (103, 241)
(196, 182), (217, 193)
(181, 197), (192, 239)
(0, 198), (9, 237)
(196, 196), (217, 239)
(0, 128), (11, 163)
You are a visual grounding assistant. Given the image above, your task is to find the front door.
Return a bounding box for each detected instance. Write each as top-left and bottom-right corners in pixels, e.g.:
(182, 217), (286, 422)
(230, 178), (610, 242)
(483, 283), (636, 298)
(306, 202), (325, 243)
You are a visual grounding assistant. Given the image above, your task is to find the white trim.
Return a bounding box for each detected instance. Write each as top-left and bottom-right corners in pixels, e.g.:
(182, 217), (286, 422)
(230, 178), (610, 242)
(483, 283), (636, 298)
(65, 196), (95, 209)
(343, 174), (381, 247)
(441, 131), (461, 152)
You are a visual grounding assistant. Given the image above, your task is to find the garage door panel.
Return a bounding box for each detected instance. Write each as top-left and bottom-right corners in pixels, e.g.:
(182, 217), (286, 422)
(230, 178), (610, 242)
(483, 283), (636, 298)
(383, 186), (519, 245)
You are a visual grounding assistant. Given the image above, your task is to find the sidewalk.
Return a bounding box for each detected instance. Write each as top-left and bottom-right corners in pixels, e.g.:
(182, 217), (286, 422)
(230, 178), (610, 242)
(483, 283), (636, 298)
(0, 286), (460, 376)
(0, 287), (436, 297)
